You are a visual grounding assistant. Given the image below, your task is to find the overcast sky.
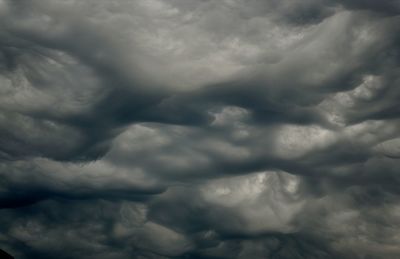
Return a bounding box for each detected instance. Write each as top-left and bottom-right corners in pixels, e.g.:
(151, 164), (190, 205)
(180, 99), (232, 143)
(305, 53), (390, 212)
(0, 0), (399, 258)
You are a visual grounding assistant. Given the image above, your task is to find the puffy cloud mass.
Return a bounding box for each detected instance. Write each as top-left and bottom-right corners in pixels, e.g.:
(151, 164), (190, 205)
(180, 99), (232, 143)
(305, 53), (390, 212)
(0, 0), (399, 258)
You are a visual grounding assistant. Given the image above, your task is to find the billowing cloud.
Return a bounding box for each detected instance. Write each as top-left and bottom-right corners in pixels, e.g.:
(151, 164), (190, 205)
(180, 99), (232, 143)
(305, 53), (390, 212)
(0, 0), (399, 258)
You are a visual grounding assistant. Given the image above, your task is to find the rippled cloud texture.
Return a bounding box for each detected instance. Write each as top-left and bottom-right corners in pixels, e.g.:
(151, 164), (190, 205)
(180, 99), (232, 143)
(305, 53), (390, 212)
(0, 0), (399, 258)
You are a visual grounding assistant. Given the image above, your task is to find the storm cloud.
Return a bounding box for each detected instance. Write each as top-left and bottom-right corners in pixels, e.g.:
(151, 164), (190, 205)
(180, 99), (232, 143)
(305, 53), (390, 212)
(0, 0), (399, 258)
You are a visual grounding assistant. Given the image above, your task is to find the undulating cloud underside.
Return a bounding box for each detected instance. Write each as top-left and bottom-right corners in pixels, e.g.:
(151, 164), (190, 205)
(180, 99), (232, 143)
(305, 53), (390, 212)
(0, 0), (399, 258)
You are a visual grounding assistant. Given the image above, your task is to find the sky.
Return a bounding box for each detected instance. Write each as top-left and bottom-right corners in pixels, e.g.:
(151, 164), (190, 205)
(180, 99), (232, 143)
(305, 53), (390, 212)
(0, 0), (399, 258)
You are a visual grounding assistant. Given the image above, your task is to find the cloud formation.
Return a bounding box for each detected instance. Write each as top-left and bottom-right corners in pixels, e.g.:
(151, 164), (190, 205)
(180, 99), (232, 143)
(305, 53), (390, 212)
(0, 0), (399, 258)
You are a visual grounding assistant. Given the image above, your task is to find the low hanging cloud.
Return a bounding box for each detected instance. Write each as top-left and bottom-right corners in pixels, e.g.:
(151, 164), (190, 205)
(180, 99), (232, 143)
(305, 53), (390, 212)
(0, 0), (399, 258)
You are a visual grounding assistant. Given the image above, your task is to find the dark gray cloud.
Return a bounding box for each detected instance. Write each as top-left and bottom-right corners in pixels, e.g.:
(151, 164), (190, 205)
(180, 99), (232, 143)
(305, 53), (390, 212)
(0, 0), (399, 258)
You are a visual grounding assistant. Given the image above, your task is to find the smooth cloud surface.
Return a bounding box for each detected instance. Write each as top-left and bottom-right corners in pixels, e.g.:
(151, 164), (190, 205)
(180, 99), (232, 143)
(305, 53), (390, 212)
(0, 0), (400, 258)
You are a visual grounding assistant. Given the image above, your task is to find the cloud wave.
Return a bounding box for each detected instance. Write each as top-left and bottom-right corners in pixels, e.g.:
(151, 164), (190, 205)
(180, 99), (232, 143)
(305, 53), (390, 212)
(0, 0), (399, 258)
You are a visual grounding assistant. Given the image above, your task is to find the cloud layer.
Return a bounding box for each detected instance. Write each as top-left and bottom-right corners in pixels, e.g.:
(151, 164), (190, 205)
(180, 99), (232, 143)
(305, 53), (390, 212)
(0, 0), (399, 258)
